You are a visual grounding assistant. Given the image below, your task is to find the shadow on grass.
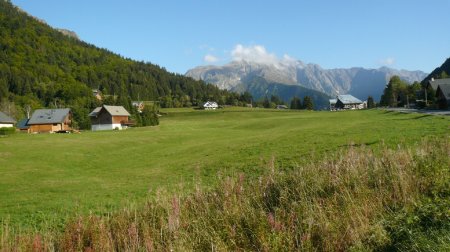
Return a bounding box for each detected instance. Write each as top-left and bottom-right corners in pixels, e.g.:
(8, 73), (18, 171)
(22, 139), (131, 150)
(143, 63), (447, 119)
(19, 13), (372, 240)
(394, 114), (433, 120)
(340, 140), (379, 148)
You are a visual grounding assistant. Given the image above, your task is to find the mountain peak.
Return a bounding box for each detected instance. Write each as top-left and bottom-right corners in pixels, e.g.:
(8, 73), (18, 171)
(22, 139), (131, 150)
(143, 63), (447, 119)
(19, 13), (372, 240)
(186, 60), (427, 101)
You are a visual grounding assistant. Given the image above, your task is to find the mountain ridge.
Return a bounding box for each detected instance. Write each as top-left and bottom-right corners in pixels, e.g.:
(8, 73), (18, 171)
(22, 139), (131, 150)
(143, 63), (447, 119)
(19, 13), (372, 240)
(186, 60), (427, 101)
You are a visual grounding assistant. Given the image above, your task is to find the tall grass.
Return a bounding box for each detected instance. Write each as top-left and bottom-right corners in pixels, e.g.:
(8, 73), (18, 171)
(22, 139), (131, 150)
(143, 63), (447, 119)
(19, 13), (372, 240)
(1, 138), (449, 251)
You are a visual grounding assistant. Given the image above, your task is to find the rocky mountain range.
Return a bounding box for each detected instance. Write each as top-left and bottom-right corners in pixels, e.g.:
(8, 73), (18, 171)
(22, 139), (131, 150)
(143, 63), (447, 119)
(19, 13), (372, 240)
(186, 60), (427, 101)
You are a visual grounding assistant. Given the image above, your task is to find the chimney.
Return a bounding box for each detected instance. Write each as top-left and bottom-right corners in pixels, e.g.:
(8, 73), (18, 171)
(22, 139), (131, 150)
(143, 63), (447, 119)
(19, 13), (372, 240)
(431, 77), (434, 81)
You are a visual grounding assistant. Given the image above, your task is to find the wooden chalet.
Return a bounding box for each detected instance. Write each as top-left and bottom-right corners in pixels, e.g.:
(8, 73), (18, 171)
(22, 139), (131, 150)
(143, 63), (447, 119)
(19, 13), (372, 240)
(27, 108), (72, 133)
(0, 111), (16, 128)
(89, 105), (132, 131)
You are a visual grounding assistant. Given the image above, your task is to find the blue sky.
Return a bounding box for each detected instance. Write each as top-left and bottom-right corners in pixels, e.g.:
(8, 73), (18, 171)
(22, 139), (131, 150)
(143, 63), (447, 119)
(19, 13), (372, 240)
(12, 0), (450, 74)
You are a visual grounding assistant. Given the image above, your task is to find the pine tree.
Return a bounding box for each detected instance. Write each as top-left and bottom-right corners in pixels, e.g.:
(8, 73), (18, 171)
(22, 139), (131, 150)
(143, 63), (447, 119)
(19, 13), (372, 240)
(303, 96), (314, 110)
(263, 96), (271, 108)
(367, 96), (375, 109)
(439, 71), (449, 79)
(290, 96), (301, 109)
(141, 105), (159, 126)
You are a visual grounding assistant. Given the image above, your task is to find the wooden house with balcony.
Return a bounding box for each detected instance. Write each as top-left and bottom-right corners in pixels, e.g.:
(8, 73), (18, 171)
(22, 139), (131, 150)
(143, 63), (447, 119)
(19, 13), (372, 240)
(89, 105), (132, 131)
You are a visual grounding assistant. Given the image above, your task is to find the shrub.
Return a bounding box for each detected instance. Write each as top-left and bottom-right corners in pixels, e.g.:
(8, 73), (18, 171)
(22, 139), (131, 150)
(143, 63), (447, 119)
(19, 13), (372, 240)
(0, 127), (16, 135)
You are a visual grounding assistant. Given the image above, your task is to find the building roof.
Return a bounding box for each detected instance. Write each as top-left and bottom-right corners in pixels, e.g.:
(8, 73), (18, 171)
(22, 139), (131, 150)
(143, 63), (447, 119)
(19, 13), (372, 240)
(337, 95), (362, 104)
(329, 99), (337, 104)
(436, 84), (450, 100)
(428, 78), (450, 90)
(28, 108), (71, 125)
(16, 118), (30, 129)
(203, 101), (218, 107)
(88, 107), (102, 117)
(0, 111), (16, 124)
(89, 105), (130, 117)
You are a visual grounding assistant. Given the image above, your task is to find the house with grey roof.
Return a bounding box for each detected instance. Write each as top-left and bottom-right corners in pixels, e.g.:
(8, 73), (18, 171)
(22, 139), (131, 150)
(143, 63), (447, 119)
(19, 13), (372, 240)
(436, 83), (450, 110)
(89, 105), (132, 131)
(27, 108), (72, 133)
(427, 78), (449, 91)
(335, 95), (365, 110)
(0, 111), (16, 128)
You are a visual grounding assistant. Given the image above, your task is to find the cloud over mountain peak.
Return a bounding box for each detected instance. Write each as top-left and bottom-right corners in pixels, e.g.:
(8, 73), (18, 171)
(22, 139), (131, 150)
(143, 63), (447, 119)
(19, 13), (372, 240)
(231, 44), (289, 66)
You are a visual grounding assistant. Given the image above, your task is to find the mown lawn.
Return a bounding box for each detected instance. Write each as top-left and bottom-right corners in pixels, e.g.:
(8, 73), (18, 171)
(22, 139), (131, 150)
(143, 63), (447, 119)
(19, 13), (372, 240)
(0, 108), (448, 228)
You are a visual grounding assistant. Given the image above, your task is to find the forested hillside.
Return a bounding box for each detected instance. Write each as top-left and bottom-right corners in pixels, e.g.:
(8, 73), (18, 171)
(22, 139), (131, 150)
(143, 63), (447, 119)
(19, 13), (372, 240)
(421, 57), (450, 84)
(233, 76), (331, 109)
(0, 0), (237, 128)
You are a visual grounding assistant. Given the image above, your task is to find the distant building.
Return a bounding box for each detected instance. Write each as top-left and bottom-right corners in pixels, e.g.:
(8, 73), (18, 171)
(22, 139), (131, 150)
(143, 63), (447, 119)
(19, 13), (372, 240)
(89, 105), (132, 131)
(27, 108), (72, 133)
(329, 99), (337, 111)
(436, 83), (450, 110)
(202, 101), (218, 110)
(0, 111), (16, 128)
(92, 89), (102, 101)
(335, 95), (364, 110)
(276, 105), (288, 109)
(132, 101), (145, 113)
(16, 118), (30, 133)
(427, 78), (449, 91)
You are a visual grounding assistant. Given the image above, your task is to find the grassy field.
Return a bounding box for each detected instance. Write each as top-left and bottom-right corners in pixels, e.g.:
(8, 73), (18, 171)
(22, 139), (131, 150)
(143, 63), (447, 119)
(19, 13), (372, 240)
(0, 108), (448, 229)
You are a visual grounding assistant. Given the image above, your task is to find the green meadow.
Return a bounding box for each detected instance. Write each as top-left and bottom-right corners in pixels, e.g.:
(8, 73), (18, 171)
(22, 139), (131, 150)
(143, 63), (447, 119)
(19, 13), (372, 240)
(0, 108), (448, 229)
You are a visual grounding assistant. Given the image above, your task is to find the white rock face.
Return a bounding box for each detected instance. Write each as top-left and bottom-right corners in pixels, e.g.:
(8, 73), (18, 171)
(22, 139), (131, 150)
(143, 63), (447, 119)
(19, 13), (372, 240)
(186, 60), (427, 100)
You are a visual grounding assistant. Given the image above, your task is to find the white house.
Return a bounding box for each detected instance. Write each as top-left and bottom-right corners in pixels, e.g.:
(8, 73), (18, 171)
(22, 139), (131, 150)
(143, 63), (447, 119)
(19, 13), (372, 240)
(0, 111), (16, 128)
(203, 101), (218, 110)
(335, 95), (364, 110)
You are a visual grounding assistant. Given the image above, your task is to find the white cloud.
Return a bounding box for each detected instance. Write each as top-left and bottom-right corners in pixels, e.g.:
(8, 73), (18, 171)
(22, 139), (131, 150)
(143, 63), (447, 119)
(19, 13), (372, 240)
(231, 44), (281, 65)
(204, 54), (219, 63)
(379, 57), (396, 66)
(230, 44), (298, 67)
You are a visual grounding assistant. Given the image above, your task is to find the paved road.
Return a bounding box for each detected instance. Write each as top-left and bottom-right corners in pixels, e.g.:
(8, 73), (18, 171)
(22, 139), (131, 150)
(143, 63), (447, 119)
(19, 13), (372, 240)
(384, 108), (450, 116)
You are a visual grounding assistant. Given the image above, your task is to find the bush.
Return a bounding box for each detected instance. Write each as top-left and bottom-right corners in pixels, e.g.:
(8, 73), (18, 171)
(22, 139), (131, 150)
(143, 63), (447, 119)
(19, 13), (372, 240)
(0, 127), (16, 135)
